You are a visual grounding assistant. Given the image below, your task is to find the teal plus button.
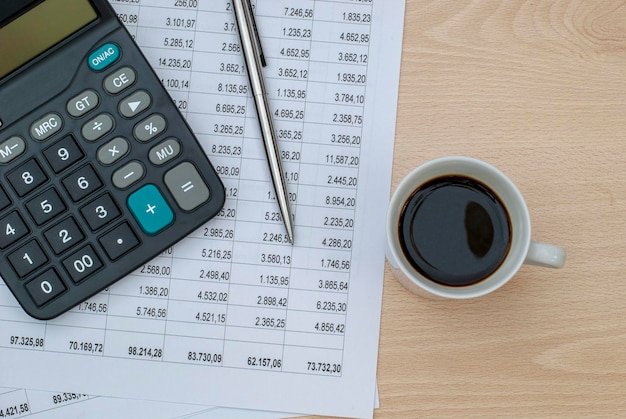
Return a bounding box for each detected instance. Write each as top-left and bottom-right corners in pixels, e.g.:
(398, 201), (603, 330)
(88, 43), (120, 71)
(128, 184), (174, 235)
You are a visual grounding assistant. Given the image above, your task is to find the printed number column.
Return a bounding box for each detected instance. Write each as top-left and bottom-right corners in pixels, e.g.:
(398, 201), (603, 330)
(97, 1), (200, 362)
(161, 1), (242, 367)
(282, 0), (373, 376)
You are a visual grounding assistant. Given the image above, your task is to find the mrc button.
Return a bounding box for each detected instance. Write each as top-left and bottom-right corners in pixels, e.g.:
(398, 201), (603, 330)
(30, 113), (63, 141)
(88, 43), (120, 71)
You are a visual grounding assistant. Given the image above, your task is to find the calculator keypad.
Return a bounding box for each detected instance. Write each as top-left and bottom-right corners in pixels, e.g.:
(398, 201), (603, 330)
(0, 34), (225, 319)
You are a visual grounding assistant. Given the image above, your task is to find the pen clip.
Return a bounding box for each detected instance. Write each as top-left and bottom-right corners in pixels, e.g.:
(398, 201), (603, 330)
(243, 0), (267, 67)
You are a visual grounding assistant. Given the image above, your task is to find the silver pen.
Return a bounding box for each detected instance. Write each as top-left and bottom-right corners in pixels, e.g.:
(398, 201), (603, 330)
(232, 0), (295, 244)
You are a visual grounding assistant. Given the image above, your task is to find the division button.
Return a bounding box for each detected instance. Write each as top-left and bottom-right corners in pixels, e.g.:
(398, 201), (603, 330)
(25, 269), (66, 307)
(112, 160), (144, 189)
(119, 90), (151, 118)
(134, 114), (166, 142)
(98, 222), (139, 260)
(127, 184), (174, 235)
(104, 66), (136, 94)
(30, 113), (63, 141)
(67, 89), (99, 118)
(82, 113), (114, 142)
(149, 138), (181, 165)
(97, 137), (129, 165)
(0, 136), (26, 164)
(164, 162), (210, 211)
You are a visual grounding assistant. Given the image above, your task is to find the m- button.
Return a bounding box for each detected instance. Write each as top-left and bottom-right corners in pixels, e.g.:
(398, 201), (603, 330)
(104, 66), (136, 95)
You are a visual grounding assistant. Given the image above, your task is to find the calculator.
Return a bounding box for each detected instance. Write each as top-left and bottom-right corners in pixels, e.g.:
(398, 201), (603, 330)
(0, 0), (225, 320)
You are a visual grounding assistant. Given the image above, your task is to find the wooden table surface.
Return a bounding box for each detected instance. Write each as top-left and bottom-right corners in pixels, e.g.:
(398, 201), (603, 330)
(309, 1), (626, 417)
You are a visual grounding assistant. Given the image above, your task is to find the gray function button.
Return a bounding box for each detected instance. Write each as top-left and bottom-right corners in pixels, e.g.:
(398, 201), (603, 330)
(82, 113), (114, 142)
(119, 90), (151, 118)
(112, 160), (144, 189)
(67, 90), (99, 118)
(104, 66), (136, 94)
(0, 136), (26, 164)
(164, 162), (210, 211)
(30, 113), (63, 141)
(98, 137), (129, 165)
(134, 114), (166, 142)
(149, 138), (181, 165)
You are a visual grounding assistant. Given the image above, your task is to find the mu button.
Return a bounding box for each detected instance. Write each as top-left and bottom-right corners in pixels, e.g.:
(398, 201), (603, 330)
(127, 184), (173, 235)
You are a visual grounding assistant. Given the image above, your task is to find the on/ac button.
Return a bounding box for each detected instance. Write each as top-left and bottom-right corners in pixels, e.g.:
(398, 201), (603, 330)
(88, 43), (120, 71)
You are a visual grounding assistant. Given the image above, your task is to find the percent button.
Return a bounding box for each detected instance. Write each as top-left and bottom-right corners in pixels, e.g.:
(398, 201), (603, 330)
(134, 114), (166, 142)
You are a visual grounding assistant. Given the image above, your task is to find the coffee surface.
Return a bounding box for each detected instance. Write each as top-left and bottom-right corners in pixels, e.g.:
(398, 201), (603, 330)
(399, 176), (511, 287)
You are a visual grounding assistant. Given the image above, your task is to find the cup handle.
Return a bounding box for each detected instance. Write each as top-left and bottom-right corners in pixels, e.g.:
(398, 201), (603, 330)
(524, 241), (566, 268)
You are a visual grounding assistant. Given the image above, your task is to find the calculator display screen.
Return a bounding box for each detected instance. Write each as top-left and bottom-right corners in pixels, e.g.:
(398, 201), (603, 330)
(0, 0), (98, 78)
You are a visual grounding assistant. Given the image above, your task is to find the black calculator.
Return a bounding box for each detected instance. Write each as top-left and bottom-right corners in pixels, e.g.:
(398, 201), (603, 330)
(0, 0), (225, 320)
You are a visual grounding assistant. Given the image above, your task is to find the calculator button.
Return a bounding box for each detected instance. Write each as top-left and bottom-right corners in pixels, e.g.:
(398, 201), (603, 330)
(149, 138), (181, 166)
(98, 222), (139, 260)
(164, 162), (210, 211)
(0, 185), (10, 211)
(97, 137), (129, 165)
(43, 135), (84, 173)
(63, 245), (103, 283)
(44, 217), (85, 255)
(0, 136), (26, 164)
(25, 269), (66, 307)
(134, 114), (166, 142)
(127, 184), (174, 235)
(25, 188), (66, 225)
(112, 161), (145, 189)
(88, 43), (120, 72)
(104, 66), (136, 94)
(119, 90), (151, 118)
(30, 113), (63, 141)
(0, 211), (29, 249)
(67, 90), (100, 118)
(80, 193), (122, 231)
(8, 240), (48, 277)
(82, 113), (114, 142)
(62, 164), (103, 202)
(7, 159), (48, 197)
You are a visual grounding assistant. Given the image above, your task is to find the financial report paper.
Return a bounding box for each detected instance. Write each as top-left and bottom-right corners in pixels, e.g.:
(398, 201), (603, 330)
(0, 1), (405, 418)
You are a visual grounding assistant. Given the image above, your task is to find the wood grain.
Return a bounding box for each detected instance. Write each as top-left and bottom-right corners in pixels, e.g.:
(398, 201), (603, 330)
(306, 1), (626, 417)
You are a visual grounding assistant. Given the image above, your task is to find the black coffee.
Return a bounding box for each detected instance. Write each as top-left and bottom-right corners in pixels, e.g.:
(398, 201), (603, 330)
(399, 176), (511, 287)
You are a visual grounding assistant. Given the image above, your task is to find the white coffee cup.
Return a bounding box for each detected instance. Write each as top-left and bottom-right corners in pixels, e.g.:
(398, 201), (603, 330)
(385, 156), (565, 299)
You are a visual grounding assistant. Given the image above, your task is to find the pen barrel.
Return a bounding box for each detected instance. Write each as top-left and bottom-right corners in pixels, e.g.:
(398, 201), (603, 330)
(233, 0), (295, 242)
